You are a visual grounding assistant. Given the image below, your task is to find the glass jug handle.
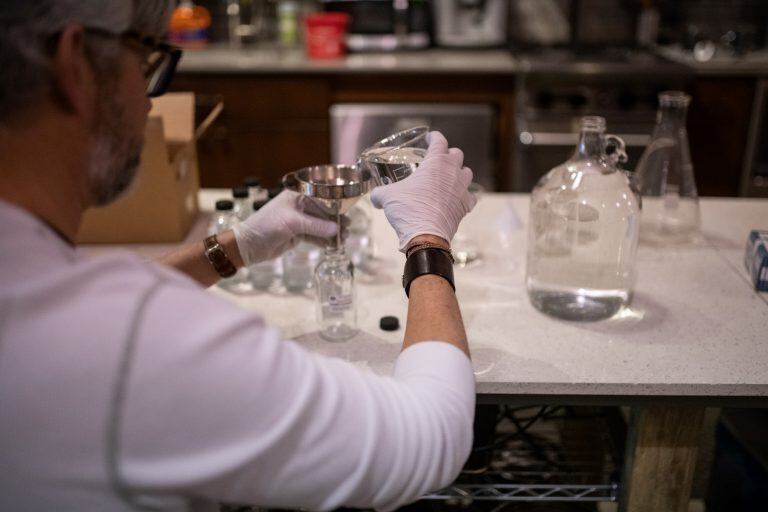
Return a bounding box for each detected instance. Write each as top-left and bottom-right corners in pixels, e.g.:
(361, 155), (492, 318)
(605, 134), (628, 166)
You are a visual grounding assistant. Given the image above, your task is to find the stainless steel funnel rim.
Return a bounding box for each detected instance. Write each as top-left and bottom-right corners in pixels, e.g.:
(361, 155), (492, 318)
(285, 164), (372, 200)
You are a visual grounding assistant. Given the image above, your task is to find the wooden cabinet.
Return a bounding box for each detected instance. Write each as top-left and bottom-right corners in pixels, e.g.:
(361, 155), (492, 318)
(174, 71), (754, 196)
(688, 77), (756, 197)
(172, 73), (516, 190)
(172, 75), (332, 189)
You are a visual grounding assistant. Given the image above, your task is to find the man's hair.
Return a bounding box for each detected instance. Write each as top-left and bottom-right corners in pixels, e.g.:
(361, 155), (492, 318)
(0, 0), (172, 122)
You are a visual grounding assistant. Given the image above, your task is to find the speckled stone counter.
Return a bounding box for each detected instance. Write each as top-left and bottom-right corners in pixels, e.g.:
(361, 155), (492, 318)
(656, 45), (768, 76)
(81, 192), (768, 403)
(192, 191), (768, 403)
(178, 46), (519, 75)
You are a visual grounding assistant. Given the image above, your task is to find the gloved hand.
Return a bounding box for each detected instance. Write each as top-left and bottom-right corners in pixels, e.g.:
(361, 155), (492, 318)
(233, 190), (338, 266)
(370, 131), (476, 251)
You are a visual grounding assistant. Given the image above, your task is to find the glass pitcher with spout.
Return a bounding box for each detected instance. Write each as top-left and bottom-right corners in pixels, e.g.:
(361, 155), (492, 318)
(635, 91), (700, 244)
(526, 116), (640, 321)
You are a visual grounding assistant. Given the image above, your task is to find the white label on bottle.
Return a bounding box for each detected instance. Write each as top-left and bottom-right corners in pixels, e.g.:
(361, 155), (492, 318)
(328, 294), (353, 313)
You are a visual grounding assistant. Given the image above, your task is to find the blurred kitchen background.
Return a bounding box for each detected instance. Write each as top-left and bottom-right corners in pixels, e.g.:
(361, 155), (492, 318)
(170, 0), (768, 198)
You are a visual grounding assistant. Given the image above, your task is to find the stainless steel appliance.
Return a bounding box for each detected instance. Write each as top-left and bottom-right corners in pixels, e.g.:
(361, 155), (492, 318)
(740, 79), (768, 198)
(330, 103), (497, 191)
(508, 0), (638, 50)
(512, 51), (693, 192)
(321, 0), (430, 51)
(433, 0), (508, 48)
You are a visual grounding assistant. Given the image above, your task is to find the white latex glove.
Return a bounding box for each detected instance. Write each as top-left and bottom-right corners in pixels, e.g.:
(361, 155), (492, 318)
(370, 131), (477, 251)
(233, 190), (338, 266)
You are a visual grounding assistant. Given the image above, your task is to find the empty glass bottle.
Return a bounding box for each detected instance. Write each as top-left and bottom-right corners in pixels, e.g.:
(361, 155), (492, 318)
(282, 241), (322, 293)
(209, 199), (252, 294)
(232, 186), (253, 221)
(248, 200), (278, 291)
(315, 247), (358, 341)
(344, 203), (373, 272)
(526, 116), (640, 321)
(636, 91), (700, 244)
(243, 176), (268, 204)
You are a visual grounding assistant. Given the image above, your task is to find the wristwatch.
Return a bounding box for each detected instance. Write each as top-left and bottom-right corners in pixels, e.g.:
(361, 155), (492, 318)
(402, 247), (455, 297)
(203, 235), (237, 278)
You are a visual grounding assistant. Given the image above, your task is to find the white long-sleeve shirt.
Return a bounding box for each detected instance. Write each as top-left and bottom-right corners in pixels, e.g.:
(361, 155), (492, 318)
(0, 200), (475, 511)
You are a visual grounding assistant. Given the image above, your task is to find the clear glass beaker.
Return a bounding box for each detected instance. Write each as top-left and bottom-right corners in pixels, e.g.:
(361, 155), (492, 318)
(359, 125), (430, 185)
(526, 116), (640, 321)
(635, 91), (700, 245)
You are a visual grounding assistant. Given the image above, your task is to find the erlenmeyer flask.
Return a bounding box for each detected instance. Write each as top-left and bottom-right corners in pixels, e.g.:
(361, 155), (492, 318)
(636, 91), (700, 244)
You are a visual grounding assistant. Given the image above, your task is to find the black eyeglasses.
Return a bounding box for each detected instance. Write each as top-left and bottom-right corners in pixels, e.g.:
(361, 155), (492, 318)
(84, 27), (183, 98)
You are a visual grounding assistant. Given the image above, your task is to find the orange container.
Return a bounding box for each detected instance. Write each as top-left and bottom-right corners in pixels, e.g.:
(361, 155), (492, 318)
(169, 1), (211, 48)
(304, 13), (350, 59)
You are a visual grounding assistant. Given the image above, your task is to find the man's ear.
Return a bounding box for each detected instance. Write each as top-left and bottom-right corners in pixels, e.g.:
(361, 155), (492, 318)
(50, 24), (97, 124)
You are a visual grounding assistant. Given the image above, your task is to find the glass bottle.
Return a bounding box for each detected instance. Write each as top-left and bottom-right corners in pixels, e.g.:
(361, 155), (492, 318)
(248, 200), (278, 291)
(209, 200), (252, 294)
(231, 186), (252, 222)
(526, 116), (640, 321)
(282, 241), (322, 293)
(315, 247), (358, 341)
(635, 91), (700, 244)
(243, 176), (268, 204)
(344, 203), (373, 272)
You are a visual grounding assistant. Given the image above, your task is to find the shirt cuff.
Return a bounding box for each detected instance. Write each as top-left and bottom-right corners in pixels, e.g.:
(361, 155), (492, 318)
(393, 341), (475, 405)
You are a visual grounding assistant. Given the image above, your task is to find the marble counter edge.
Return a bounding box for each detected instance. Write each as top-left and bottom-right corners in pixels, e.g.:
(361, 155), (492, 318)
(476, 381), (768, 399)
(177, 48), (520, 75)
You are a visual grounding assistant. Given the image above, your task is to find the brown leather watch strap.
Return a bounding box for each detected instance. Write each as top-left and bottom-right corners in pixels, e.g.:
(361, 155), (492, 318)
(203, 235), (237, 278)
(402, 247), (455, 298)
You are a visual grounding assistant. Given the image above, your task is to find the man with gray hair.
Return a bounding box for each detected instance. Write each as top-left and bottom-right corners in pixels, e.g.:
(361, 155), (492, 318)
(0, 1), (478, 510)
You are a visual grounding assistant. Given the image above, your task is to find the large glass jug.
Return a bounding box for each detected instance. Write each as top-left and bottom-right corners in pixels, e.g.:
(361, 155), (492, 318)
(635, 91), (700, 244)
(526, 116), (640, 321)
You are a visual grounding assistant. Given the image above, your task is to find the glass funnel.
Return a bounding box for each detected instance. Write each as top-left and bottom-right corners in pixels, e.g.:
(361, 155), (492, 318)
(635, 91), (700, 244)
(526, 116), (640, 321)
(359, 125), (429, 185)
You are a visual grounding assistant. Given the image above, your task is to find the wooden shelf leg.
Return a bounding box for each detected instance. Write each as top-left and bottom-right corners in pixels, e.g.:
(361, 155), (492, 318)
(620, 406), (706, 512)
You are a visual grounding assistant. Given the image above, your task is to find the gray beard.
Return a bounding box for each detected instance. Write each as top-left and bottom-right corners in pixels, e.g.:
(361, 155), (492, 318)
(87, 94), (143, 207)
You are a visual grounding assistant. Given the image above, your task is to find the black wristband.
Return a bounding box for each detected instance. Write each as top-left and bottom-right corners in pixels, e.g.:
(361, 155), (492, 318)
(402, 247), (455, 298)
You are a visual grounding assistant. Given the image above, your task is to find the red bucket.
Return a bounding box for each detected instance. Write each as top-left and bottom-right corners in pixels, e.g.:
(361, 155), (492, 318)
(304, 13), (350, 59)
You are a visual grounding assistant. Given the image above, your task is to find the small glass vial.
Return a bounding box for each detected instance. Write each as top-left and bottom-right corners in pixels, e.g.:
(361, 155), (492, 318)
(526, 116), (640, 321)
(208, 199), (235, 237)
(344, 204), (373, 272)
(243, 176), (268, 204)
(315, 248), (358, 341)
(283, 241), (322, 293)
(210, 199), (252, 294)
(247, 200), (278, 291)
(232, 186), (252, 222)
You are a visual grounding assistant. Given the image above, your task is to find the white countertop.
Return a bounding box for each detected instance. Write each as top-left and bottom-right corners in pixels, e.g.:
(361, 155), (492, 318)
(656, 45), (768, 76)
(178, 46), (519, 75)
(177, 45), (768, 77)
(82, 191), (768, 401)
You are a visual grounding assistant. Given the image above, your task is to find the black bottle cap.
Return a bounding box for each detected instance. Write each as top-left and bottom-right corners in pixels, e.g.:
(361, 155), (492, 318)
(267, 186), (283, 199)
(232, 186), (249, 199)
(253, 199), (269, 211)
(243, 176), (261, 188)
(379, 316), (400, 331)
(215, 199), (234, 211)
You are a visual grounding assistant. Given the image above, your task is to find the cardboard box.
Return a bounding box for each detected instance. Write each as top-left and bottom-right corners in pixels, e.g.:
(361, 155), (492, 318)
(77, 92), (221, 244)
